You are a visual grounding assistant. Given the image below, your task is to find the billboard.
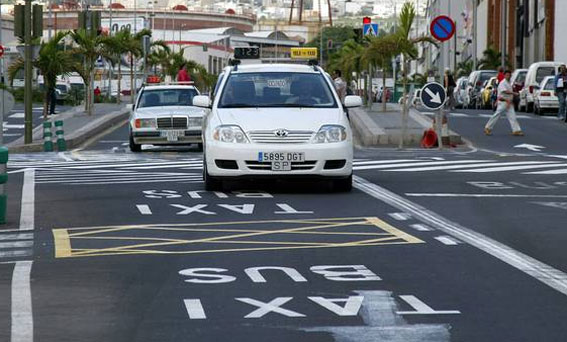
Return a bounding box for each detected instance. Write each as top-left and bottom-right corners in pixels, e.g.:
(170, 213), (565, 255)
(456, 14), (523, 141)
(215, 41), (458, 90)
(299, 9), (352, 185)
(101, 17), (146, 35)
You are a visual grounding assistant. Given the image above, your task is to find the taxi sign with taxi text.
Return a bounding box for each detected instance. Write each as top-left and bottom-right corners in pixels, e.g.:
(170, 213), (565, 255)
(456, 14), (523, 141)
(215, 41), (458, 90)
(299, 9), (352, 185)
(291, 48), (318, 59)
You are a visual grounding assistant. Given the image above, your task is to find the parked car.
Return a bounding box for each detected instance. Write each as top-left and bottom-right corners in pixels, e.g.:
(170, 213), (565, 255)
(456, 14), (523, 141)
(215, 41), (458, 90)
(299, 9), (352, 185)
(453, 76), (468, 108)
(510, 69), (528, 110)
(466, 70), (497, 109)
(481, 77), (499, 109)
(519, 62), (563, 112)
(533, 76), (559, 115)
(411, 89), (422, 107)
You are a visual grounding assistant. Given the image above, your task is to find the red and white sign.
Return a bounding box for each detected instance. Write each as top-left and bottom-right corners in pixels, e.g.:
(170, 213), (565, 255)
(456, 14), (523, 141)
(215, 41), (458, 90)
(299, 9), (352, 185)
(0, 45), (4, 58)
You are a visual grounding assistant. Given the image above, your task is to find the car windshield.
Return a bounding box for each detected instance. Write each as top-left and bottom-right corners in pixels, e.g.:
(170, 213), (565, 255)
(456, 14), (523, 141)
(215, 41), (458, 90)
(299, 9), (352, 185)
(56, 85), (68, 93)
(139, 88), (198, 108)
(479, 72), (497, 83)
(515, 71), (527, 83)
(218, 72), (338, 108)
(536, 67), (556, 83)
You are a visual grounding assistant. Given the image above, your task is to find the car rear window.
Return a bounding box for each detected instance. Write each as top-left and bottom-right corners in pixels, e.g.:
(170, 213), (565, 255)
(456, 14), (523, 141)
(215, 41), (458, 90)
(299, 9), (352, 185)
(536, 67), (555, 83)
(139, 88), (199, 108)
(515, 71), (527, 83)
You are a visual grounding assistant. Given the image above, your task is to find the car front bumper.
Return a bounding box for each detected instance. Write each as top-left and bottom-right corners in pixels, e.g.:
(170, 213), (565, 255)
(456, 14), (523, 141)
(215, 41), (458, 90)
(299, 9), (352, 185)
(132, 129), (202, 145)
(205, 141), (353, 178)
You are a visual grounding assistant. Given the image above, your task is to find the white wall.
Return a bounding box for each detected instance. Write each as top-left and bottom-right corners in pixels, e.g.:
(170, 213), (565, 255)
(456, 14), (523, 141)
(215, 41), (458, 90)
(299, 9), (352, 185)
(476, 0), (488, 62)
(555, 1), (567, 63)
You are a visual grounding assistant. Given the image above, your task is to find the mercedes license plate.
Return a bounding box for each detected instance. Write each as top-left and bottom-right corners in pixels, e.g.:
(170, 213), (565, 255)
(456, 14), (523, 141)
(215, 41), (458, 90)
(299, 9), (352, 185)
(162, 130), (184, 142)
(258, 152), (305, 171)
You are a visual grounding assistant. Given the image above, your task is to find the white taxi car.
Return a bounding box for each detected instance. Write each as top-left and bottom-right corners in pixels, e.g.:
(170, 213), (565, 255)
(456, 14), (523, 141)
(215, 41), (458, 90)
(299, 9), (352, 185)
(129, 84), (205, 152)
(193, 63), (362, 191)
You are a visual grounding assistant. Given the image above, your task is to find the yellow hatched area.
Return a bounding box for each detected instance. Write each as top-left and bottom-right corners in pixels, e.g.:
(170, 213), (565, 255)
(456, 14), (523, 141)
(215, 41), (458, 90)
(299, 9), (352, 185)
(52, 217), (424, 258)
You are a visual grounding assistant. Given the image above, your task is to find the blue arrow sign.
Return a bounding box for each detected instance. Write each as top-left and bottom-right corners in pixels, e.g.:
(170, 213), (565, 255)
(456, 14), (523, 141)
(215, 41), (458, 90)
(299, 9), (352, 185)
(363, 23), (379, 36)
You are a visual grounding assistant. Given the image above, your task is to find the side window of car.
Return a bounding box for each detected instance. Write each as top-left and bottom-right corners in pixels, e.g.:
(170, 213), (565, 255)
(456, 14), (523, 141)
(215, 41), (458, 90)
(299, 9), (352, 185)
(212, 73), (225, 102)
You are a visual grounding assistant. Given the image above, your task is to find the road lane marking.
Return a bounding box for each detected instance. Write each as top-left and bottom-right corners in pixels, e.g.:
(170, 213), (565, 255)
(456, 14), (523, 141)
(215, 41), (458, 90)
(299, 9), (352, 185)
(532, 202), (567, 210)
(405, 193), (567, 198)
(388, 212), (411, 221)
(385, 161), (558, 172)
(0, 233), (33, 241)
(136, 204), (153, 215)
(20, 169), (35, 230)
(454, 163), (567, 173)
(434, 236), (460, 246)
(409, 224), (433, 231)
(354, 160), (491, 171)
(52, 217), (423, 258)
(397, 295), (460, 315)
(184, 299), (207, 319)
(353, 175), (567, 297)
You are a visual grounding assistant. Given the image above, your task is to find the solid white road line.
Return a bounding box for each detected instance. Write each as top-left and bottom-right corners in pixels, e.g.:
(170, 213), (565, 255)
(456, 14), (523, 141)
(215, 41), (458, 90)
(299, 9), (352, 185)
(0, 233), (33, 241)
(405, 193), (567, 198)
(11, 260), (33, 342)
(434, 236), (461, 246)
(454, 163), (567, 173)
(353, 175), (567, 297)
(396, 295), (460, 315)
(526, 168), (567, 175)
(385, 161), (557, 172)
(20, 169), (35, 230)
(353, 160), (491, 171)
(0, 241), (33, 249)
(0, 250), (33, 258)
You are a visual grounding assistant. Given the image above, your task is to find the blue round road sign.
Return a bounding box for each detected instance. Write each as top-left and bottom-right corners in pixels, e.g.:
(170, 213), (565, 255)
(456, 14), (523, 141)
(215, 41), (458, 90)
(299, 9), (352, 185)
(420, 82), (447, 110)
(430, 15), (455, 42)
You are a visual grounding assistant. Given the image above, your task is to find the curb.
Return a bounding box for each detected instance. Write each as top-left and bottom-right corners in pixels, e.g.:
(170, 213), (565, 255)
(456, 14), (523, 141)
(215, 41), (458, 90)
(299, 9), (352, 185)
(409, 108), (463, 144)
(7, 106), (130, 153)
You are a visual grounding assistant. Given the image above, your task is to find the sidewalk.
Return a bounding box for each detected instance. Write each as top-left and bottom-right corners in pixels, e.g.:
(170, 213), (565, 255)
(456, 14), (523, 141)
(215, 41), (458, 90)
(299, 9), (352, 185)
(7, 102), (131, 153)
(350, 102), (462, 147)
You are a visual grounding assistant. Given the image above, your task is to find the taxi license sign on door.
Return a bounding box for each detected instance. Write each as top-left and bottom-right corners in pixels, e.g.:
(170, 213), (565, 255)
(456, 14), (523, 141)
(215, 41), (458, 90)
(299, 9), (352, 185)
(290, 47), (318, 59)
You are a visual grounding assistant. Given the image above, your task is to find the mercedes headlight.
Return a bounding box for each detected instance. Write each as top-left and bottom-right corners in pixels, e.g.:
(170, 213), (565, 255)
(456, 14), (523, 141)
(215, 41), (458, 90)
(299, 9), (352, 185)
(213, 125), (249, 143)
(313, 125), (347, 143)
(135, 118), (156, 128)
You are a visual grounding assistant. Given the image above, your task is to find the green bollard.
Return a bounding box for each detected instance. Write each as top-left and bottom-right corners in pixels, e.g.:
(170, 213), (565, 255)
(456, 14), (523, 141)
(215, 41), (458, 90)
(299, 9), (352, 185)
(55, 120), (66, 151)
(0, 146), (8, 224)
(43, 121), (53, 152)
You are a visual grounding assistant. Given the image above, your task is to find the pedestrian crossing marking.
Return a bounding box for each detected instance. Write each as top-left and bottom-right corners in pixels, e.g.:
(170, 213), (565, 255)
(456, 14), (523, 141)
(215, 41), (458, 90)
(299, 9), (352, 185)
(52, 217), (424, 258)
(0, 230), (34, 262)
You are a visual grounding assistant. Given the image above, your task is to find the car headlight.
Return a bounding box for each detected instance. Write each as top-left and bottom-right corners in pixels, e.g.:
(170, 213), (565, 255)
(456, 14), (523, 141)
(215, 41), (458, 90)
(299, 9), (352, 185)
(313, 125), (347, 143)
(188, 117), (203, 128)
(134, 118), (156, 128)
(213, 125), (249, 143)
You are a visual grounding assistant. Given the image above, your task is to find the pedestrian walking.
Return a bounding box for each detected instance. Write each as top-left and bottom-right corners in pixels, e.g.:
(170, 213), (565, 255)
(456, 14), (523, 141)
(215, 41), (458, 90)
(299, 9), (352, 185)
(444, 68), (456, 110)
(555, 64), (567, 121)
(94, 86), (101, 103)
(332, 70), (347, 103)
(48, 86), (57, 116)
(484, 70), (524, 136)
(177, 63), (191, 84)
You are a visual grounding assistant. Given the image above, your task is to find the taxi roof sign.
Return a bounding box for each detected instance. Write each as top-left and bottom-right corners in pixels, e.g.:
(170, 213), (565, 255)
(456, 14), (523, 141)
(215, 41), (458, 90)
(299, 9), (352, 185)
(291, 47), (318, 59)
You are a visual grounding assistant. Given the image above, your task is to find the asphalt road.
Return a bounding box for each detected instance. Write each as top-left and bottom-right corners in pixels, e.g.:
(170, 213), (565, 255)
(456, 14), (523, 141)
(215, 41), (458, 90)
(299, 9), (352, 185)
(1, 111), (567, 341)
(2, 103), (71, 144)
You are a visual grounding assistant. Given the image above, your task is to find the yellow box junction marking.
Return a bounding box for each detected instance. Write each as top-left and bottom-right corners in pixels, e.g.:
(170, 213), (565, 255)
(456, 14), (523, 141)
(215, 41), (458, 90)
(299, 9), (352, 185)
(52, 217), (424, 258)
(290, 47), (318, 59)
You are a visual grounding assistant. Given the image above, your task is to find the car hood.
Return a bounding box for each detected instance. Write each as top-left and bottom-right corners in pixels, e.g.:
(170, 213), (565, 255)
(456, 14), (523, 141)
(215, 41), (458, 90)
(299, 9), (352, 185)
(216, 107), (342, 132)
(135, 106), (205, 117)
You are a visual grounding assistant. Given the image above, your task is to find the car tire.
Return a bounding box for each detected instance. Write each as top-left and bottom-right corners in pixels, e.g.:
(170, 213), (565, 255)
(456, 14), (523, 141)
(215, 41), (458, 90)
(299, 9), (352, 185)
(333, 175), (352, 192)
(129, 134), (142, 152)
(203, 159), (222, 191)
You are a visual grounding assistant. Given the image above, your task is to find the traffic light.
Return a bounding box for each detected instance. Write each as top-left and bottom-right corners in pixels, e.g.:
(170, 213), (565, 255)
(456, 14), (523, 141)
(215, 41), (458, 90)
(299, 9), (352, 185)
(363, 16), (371, 25)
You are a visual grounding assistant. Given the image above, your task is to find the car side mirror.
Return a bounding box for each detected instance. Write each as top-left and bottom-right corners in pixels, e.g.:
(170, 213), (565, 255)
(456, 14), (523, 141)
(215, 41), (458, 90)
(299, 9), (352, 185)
(344, 95), (363, 108)
(193, 95), (211, 108)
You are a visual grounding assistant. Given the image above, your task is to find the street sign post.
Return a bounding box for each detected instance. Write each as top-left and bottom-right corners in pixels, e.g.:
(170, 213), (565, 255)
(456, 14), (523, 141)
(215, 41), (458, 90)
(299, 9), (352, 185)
(363, 23), (379, 36)
(420, 82), (447, 149)
(430, 15), (455, 42)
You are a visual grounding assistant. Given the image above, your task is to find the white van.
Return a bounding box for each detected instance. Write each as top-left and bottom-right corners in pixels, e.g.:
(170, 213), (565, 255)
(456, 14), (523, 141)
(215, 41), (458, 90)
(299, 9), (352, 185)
(519, 61), (564, 112)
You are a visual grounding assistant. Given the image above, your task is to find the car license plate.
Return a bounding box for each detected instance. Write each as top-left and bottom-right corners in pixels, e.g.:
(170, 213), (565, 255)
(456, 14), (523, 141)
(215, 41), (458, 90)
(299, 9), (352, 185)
(161, 130), (184, 142)
(258, 152), (305, 171)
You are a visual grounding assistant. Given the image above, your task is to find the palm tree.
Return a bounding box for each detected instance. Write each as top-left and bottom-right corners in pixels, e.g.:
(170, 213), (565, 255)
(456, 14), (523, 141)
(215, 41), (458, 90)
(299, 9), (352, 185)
(456, 60), (474, 78)
(102, 29), (132, 104)
(8, 31), (75, 118)
(364, 34), (399, 110)
(70, 28), (109, 115)
(124, 28), (152, 103)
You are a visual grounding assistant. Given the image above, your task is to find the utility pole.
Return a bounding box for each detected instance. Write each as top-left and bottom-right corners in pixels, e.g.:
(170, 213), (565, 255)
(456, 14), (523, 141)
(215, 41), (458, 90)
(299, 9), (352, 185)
(500, 0), (507, 69)
(472, 1), (477, 70)
(24, 0), (33, 144)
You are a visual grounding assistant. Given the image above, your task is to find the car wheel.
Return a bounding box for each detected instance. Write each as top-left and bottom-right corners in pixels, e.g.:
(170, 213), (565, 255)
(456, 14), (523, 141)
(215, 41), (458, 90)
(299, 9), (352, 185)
(129, 134), (141, 152)
(203, 159), (222, 191)
(333, 175), (352, 192)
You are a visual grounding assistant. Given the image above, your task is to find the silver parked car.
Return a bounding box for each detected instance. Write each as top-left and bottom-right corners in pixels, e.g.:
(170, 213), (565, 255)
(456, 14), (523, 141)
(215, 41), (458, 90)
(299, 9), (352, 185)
(453, 76), (468, 109)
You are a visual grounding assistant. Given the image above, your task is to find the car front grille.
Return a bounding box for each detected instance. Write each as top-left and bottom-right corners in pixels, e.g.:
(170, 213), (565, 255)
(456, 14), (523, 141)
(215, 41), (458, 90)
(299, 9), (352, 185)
(157, 117), (188, 129)
(248, 130), (314, 144)
(245, 160), (317, 171)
